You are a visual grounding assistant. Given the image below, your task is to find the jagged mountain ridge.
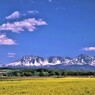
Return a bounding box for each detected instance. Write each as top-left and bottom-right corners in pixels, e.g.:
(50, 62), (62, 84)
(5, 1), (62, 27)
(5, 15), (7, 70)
(5, 54), (95, 67)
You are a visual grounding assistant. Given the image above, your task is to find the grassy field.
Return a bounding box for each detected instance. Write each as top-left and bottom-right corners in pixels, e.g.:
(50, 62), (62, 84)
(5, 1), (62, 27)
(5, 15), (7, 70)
(0, 77), (95, 95)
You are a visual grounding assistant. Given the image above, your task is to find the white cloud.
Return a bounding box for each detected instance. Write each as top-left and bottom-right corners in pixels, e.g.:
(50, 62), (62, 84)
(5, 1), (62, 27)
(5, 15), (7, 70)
(82, 47), (95, 51)
(5, 10), (39, 19)
(0, 18), (47, 33)
(0, 34), (17, 45)
(5, 11), (20, 19)
(27, 10), (39, 14)
(8, 53), (16, 58)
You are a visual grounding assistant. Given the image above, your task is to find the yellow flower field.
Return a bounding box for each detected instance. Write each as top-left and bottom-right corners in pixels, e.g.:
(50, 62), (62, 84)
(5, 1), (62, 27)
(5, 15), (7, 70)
(0, 78), (95, 95)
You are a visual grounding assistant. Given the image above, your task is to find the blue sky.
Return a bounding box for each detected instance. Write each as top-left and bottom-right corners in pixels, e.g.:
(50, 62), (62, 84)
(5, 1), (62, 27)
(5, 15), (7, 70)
(0, 0), (95, 63)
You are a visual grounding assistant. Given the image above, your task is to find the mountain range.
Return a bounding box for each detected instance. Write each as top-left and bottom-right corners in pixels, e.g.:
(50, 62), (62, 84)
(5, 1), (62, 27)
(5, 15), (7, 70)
(3, 54), (95, 67)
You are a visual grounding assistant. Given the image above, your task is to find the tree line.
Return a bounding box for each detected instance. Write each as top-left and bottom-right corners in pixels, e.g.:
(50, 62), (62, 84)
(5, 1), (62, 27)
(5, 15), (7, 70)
(2, 68), (95, 77)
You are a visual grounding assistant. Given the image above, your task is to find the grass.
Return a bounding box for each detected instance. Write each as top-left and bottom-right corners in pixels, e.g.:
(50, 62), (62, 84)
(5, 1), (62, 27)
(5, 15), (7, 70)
(0, 69), (18, 73)
(0, 77), (95, 95)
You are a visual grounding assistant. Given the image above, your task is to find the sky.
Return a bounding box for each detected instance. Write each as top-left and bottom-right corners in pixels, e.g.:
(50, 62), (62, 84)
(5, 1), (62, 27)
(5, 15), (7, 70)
(0, 0), (95, 64)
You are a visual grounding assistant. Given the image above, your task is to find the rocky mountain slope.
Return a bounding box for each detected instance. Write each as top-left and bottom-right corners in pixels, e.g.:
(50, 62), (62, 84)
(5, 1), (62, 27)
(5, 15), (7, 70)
(5, 54), (95, 67)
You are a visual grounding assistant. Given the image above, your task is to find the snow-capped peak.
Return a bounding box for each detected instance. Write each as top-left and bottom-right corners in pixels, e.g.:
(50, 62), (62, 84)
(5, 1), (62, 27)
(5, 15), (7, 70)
(5, 54), (95, 67)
